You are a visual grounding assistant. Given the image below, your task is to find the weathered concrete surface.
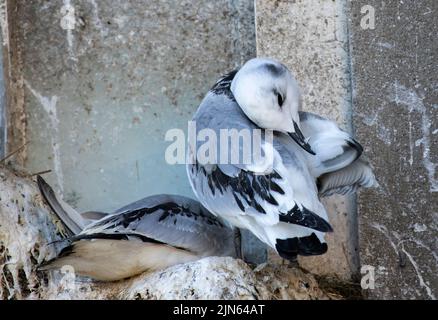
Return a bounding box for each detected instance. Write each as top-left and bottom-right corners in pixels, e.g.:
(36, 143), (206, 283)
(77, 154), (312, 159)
(349, 1), (437, 299)
(2, 0), (255, 213)
(256, 0), (359, 280)
(1, 0), (26, 164)
(0, 166), (342, 300)
(0, 13), (6, 158)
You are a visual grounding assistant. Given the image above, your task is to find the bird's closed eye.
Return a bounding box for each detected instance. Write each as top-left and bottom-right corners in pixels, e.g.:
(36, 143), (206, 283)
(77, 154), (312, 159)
(277, 92), (284, 107)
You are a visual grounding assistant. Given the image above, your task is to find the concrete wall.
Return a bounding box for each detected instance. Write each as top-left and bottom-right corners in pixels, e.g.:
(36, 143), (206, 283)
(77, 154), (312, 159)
(349, 0), (437, 299)
(0, 26), (5, 158)
(1, 0), (255, 213)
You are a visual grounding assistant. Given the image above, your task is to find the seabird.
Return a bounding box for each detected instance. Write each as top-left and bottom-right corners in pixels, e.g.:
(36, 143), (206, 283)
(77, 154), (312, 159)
(187, 57), (376, 261)
(37, 176), (236, 281)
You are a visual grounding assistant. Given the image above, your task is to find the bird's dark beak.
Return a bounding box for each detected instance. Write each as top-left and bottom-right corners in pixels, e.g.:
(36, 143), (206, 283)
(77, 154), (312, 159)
(288, 121), (316, 155)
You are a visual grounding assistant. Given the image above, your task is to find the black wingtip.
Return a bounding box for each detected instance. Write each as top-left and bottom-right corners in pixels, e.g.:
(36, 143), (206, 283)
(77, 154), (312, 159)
(326, 221), (334, 233)
(36, 175), (47, 190)
(347, 138), (364, 159)
(36, 175), (77, 236)
(37, 175), (56, 205)
(36, 175), (55, 209)
(279, 205), (333, 233)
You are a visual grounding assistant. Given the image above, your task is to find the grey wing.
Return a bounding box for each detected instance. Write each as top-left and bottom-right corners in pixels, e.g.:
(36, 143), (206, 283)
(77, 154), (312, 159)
(298, 111), (377, 197)
(188, 158), (333, 234)
(80, 194), (236, 257)
(190, 91), (287, 220)
(189, 162), (283, 217)
(318, 157), (377, 197)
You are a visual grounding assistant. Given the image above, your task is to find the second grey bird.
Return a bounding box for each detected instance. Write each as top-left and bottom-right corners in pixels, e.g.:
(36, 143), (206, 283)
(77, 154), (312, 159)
(37, 176), (235, 281)
(187, 58), (376, 261)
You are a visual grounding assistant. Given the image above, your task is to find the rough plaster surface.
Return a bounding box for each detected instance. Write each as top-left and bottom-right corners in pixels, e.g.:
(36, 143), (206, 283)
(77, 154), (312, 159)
(0, 166), (337, 300)
(255, 0), (359, 280)
(3, 0), (255, 213)
(349, 0), (437, 299)
(0, 9), (5, 158)
(1, 0), (27, 164)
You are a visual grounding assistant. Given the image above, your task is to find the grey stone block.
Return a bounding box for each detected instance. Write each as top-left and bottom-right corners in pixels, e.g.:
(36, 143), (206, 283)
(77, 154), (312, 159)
(349, 0), (437, 299)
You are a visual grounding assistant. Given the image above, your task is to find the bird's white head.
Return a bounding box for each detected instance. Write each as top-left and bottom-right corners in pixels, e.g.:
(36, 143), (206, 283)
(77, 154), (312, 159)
(231, 58), (315, 155)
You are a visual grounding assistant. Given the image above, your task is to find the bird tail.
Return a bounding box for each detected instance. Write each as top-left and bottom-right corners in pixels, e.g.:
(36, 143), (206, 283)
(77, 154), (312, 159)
(37, 175), (102, 235)
(261, 215), (329, 262)
(275, 232), (328, 261)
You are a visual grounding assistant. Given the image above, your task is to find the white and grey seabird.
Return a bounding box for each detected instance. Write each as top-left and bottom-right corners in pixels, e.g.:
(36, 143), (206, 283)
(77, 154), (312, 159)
(187, 57), (376, 261)
(37, 176), (236, 281)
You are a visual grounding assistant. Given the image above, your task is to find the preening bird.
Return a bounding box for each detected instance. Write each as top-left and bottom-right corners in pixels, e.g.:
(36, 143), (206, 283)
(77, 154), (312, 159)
(37, 176), (236, 281)
(187, 57), (376, 261)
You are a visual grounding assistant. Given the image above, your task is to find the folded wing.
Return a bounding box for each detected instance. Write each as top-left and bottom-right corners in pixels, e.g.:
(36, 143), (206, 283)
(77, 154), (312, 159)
(81, 194), (235, 257)
(299, 111), (377, 197)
